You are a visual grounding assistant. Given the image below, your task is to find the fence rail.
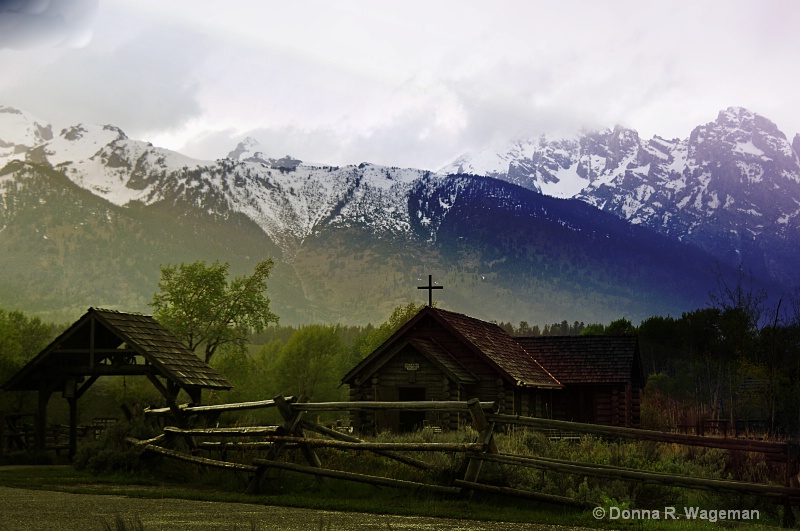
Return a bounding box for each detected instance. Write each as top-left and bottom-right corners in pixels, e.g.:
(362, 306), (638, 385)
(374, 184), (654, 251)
(124, 396), (800, 528)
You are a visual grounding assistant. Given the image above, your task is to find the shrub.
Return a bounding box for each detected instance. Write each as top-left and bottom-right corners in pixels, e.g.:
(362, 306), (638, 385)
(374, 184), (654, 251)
(73, 419), (157, 475)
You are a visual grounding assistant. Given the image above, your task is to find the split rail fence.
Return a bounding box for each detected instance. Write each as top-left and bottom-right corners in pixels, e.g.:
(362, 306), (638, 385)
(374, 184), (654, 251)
(128, 396), (800, 527)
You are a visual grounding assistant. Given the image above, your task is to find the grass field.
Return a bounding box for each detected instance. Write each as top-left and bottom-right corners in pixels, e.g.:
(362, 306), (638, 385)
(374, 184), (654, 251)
(0, 464), (784, 530)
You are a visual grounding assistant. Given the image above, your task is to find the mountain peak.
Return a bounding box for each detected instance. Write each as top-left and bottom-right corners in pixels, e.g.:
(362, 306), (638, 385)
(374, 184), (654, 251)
(716, 106), (782, 137)
(228, 136), (262, 161)
(0, 105), (53, 152)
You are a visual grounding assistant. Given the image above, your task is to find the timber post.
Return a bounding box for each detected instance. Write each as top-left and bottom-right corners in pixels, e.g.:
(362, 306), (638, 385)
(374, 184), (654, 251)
(462, 397), (497, 489)
(67, 397), (78, 459)
(276, 395), (322, 470)
(246, 395), (321, 494)
(35, 381), (54, 453)
(783, 439), (799, 528)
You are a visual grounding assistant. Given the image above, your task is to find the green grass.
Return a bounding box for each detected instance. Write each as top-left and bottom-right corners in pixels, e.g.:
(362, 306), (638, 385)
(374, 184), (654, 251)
(0, 423), (789, 529)
(0, 464), (785, 530)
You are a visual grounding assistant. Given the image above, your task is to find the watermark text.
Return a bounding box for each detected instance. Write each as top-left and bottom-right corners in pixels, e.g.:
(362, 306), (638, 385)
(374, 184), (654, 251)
(593, 506), (760, 523)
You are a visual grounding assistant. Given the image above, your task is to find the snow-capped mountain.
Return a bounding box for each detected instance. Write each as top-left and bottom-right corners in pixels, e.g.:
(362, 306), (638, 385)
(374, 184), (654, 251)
(0, 105), (793, 324)
(442, 107), (800, 287)
(0, 112), (427, 252)
(0, 106), (53, 164)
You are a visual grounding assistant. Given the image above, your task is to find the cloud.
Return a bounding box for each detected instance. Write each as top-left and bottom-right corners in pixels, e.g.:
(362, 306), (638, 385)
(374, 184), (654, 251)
(180, 102), (479, 172)
(4, 0), (800, 170)
(1, 24), (208, 135)
(0, 0), (98, 50)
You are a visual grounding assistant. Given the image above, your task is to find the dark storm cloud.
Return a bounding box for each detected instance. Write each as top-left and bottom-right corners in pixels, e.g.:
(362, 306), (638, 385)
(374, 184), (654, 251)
(0, 0), (98, 49)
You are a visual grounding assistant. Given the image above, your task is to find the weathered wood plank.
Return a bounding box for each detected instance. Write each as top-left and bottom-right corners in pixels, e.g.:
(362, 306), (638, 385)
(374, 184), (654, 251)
(488, 414), (788, 455)
(473, 452), (800, 501)
(295, 401), (496, 412)
(126, 434), (166, 446)
(300, 420), (435, 470)
(162, 426), (285, 437)
(462, 397), (497, 486)
(127, 438), (257, 472)
(144, 397), (295, 416)
(251, 458), (460, 494)
(201, 437), (483, 453)
(453, 480), (593, 508)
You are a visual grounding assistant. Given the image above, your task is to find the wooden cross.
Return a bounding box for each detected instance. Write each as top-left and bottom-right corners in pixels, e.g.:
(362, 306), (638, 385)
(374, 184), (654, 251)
(417, 275), (443, 307)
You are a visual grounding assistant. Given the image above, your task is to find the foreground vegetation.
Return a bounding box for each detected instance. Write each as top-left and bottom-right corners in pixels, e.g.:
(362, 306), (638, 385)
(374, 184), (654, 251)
(2, 261), (799, 528)
(0, 418), (787, 530)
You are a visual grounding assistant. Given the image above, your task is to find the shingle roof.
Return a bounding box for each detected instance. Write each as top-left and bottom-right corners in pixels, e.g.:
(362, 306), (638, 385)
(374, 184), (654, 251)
(515, 335), (640, 384)
(93, 309), (232, 389)
(431, 309), (561, 388)
(2, 308), (231, 391)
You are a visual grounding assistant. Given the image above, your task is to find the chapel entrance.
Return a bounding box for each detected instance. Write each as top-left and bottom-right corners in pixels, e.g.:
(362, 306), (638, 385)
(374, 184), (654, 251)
(398, 387), (426, 433)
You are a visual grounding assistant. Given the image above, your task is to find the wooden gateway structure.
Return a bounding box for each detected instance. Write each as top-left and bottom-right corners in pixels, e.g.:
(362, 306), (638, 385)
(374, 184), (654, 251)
(342, 307), (643, 433)
(1, 307), (231, 456)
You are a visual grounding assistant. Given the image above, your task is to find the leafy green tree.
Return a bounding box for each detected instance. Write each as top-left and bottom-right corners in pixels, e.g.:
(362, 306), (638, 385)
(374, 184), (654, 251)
(0, 309), (58, 411)
(580, 323), (605, 336)
(274, 325), (345, 401)
(354, 302), (425, 359)
(605, 318), (636, 336)
(151, 259), (278, 363)
(581, 318), (636, 336)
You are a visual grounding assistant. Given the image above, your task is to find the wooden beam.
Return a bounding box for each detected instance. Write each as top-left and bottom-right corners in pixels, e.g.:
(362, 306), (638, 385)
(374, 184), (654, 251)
(144, 397), (295, 416)
(51, 349), (136, 355)
(89, 315), (95, 368)
(126, 434), (166, 446)
(453, 480), (593, 508)
(462, 397), (497, 487)
(300, 420), (434, 470)
(146, 374), (176, 402)
(46, 365), (153, 377)
(34, 380), (56, 453)
(473, 452), (800, 501)
(251, 458), (461, 494)
(276, 396), (322, 469)
(296, 401), (497, 412)
(74, 375), (100, 400)
(487, 413), (788, 455)
(200, 437), (484, 452)
(163, 426), (285, 437)
(68, 397), (78, 459)
(146, 374), (184, 423)
(128, 439), (257, 472)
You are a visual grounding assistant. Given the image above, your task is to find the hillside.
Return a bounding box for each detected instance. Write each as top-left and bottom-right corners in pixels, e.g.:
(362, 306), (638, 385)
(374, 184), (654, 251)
(0, 106), (790, 325)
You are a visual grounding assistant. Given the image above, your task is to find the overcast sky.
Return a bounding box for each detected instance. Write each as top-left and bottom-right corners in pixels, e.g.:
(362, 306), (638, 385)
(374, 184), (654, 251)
(1, 0), (798, 169)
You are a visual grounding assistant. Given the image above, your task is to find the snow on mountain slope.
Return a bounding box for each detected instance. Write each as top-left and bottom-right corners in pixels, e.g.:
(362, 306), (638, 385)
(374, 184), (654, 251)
(4, 104), (800, 288)
(0, 106), (53, 167)
(17, 127), (430, 250)
(41, 123), (210, 206)
(439, 107), (800, 286)
(441, 127), (657, 200)
(442, 108), (800, 238)
(441, 135), (590, 198)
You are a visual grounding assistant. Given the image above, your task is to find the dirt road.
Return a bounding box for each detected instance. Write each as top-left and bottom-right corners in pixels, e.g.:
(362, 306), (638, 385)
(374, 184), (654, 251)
(0, 485), (587, 530)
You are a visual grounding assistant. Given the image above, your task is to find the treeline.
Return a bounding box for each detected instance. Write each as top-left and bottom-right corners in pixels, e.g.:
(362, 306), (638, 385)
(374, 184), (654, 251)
(495, 317), (636, 337)
(0, 309), (62, 412)
(631, 277), (800, 436)
(207, 303), (425, 409)
(4, 273), (800, 436)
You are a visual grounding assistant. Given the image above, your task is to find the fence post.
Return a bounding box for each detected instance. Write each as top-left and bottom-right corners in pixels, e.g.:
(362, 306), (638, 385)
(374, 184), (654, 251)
(462, 398), (497, 487)
(246, 395), (322, 494)
(0, 411), (5, 459)
(783, 440), (799, 528)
